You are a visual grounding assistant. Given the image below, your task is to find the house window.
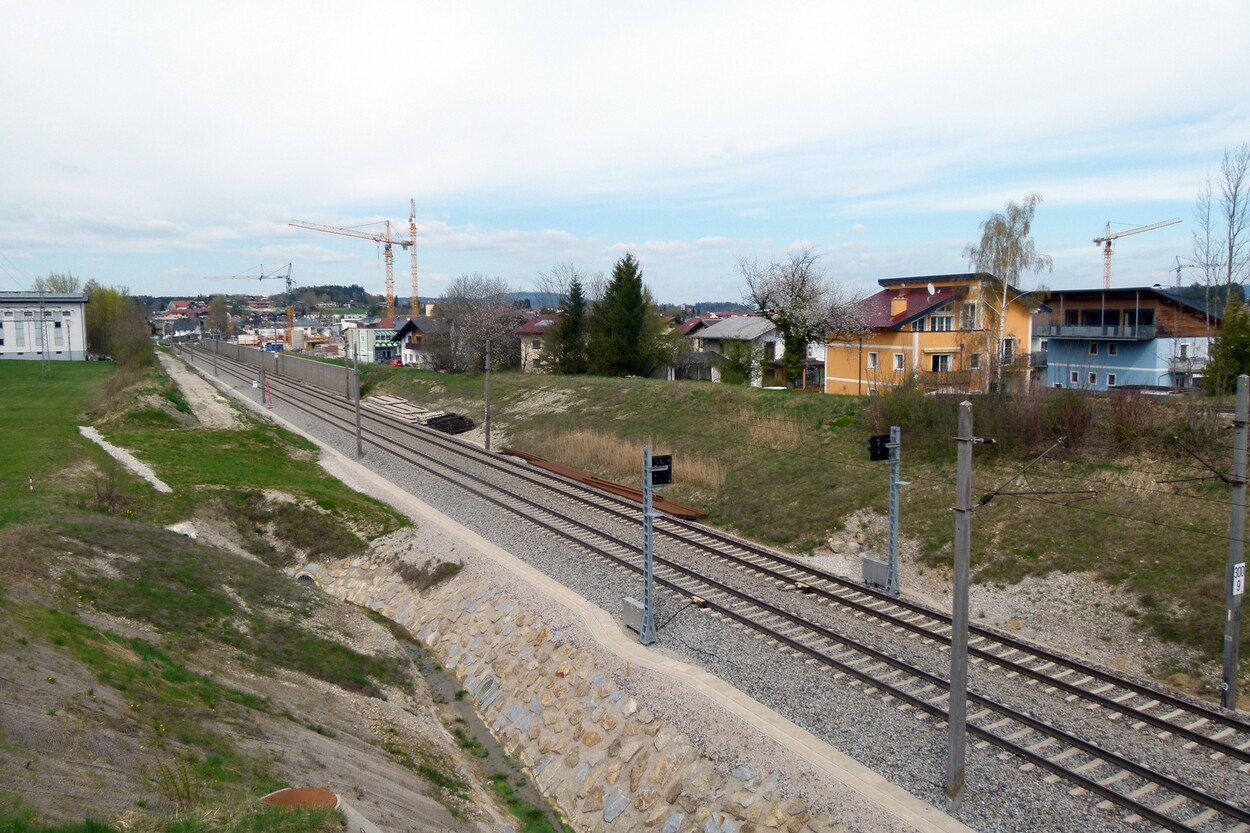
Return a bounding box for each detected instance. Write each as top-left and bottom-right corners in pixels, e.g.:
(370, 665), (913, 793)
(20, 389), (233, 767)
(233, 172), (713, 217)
(1001, 337), (1016, 364)
(931, 354), (951, 372)
(1107, 343), (1117, 356)
(54, 320), (62, 346)
(762, 341), (776, 360)
(531, 357), (540, 369)
(1039, 339), (1048, 352)
(1054, 382), (1063, 388)
(961, 302), (978, 330)
(1088, 372), (1098, 385)
(867, 352), (878, 370)
(1089, 343), (1098, 355)
(893, 353), (905, 372)
(1070, 371), (1079, 384)
(970, 353), (983, 370)
(913, 319), (926, 332)
(532, 339), (541, 349)
(1108, 373), (1117, 387)
(1179, 343), (1190, 359)
(930, 306), (953, 331)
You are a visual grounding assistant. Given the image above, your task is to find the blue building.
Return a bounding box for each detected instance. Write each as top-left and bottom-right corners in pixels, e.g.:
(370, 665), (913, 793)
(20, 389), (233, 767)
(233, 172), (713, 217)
(1035, 287), (1221, 392)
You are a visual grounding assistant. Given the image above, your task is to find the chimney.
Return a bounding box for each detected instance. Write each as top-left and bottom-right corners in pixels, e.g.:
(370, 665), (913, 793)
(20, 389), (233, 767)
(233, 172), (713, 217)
(891, 293), (908, 318)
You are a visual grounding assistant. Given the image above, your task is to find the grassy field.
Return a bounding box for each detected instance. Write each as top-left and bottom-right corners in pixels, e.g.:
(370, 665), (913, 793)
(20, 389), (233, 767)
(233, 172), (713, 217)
(0, 359), (427, 832)
(0, 362), (115, 527)
(359, 365), (1245, 670)
(0, 360), (405, 551)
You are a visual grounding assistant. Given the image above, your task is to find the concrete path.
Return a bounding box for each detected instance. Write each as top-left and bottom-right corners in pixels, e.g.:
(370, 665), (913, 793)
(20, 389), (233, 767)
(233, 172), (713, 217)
(158, 352), (243, 428)
(78, 426), (172, 493)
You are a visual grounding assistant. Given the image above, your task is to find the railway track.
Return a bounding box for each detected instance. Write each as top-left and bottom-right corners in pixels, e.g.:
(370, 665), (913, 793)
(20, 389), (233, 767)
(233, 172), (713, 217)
(179, 344), (1250, 832)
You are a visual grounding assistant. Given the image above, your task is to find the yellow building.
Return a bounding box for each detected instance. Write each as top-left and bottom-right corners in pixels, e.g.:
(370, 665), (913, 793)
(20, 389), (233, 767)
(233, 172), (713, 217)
(825, 273), (1043, 396)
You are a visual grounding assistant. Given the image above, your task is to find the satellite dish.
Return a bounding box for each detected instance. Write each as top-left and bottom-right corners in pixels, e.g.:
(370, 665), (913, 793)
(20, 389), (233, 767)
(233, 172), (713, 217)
(926, 282), (936, 296)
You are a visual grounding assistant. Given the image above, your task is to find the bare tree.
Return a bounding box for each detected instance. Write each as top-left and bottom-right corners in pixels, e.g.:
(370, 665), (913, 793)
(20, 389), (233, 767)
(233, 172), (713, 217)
(534, 262), (584, 308)
(963, 193), (1052, 391)
(33, 272), (82, 293)
(207, 295), (229, 336)
(1194, 143), (1250, 293)
(740, 248), (865, 388)
(437, 273), (522, 372)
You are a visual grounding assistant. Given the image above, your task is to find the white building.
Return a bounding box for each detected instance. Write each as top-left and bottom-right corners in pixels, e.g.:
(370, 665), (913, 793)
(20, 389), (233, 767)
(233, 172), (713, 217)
(0, 292), (90, 361)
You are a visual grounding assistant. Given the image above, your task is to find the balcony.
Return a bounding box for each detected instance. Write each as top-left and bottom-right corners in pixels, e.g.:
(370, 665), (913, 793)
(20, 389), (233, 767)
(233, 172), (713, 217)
(1029, 351), (1047, 368)
(1168, 355), (1208, 372)
(1040, 323), (1156, 341)
(918, 369), (977, 393)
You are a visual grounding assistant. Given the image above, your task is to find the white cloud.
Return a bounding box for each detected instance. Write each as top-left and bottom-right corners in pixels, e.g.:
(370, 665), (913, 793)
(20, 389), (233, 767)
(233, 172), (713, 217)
(0, 2), (1246, 300)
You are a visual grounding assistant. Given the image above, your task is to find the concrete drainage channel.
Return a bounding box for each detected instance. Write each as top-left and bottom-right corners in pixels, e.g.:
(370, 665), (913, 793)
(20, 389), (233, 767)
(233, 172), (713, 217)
(401, 637), (567, 832)
(294, 570), (566, 831)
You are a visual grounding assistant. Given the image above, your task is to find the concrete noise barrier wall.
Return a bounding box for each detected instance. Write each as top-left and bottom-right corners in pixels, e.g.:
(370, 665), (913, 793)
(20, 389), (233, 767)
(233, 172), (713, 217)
(222, 344), (352, 397)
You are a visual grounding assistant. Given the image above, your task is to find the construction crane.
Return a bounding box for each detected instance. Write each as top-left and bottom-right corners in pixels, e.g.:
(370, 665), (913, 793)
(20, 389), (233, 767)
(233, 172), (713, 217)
(205, 263), (295, 347)
(290, 202), (418, 320)
(408, 198), (419, 318)
(1093, 218), (1181, 289)
(1173, 256), (1201, 287)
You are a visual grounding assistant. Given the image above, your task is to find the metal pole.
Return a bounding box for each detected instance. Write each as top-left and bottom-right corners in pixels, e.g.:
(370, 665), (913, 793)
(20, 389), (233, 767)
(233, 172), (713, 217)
(258, 365), (266, 405)
(887, 424), (902, 595)
(484, 338), (492, 451)
(353, 368), (363, 458)
(1223, 375), (1247, 709)
(641, 447), (658, 645)
(213, 337), (219, 377)
(347, 333), (355, 400)
(946, 400), (973, 812)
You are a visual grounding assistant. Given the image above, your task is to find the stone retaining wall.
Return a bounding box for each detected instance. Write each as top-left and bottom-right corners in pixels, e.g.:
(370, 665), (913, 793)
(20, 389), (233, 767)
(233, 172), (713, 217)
(297, 556), (851, 833)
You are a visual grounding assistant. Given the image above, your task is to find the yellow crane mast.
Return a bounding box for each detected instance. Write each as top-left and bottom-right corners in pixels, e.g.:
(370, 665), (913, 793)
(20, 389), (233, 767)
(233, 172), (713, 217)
(1093, 218), (1181, 289)
(409, 198), (419, 318)
(290, 201), (418, 320)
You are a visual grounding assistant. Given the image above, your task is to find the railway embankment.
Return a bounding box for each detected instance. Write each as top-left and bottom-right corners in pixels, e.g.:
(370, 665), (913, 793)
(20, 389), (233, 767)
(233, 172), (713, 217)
(293, 548), (969, 833)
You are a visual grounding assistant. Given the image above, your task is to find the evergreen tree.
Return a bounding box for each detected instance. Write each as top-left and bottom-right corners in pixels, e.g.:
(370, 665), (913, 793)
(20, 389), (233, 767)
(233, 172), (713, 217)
(588, 254), (653, 376)
(1207, 295), (1250, 394)
(547, 275), (589, 373)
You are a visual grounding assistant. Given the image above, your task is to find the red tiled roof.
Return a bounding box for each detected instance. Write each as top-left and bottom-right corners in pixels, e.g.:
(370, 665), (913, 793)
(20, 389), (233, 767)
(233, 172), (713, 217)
(677, 317), (714, 336)
(857, 285), (966, 329)
(517, 314), (559, 334)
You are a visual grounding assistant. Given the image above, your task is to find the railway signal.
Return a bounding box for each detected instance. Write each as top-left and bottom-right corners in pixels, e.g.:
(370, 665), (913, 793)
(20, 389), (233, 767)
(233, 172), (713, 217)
(865, 430), (906, 595)
(638, 449), (672, 646)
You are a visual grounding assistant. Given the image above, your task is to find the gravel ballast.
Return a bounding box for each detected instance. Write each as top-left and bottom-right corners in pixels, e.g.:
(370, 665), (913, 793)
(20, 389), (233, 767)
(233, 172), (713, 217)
(173, 350), (1242, 833)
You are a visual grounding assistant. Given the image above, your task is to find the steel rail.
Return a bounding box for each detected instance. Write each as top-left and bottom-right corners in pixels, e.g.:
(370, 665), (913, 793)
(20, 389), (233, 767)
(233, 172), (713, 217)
(199, 345), (1250, 757)
(182, 346), (1250, 831)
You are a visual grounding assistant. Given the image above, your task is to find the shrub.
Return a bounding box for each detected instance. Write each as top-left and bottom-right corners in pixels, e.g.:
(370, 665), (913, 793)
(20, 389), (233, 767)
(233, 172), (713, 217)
(1040, 389), (1094, 450)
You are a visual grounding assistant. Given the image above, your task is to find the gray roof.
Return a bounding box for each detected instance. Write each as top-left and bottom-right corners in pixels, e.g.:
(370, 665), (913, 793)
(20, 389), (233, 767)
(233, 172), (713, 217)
(696, 315), (775, 341)
(0, 292), (89, 304)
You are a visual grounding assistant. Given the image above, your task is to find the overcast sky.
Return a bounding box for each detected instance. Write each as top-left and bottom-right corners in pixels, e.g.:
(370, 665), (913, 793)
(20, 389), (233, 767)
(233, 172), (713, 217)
(1, 2), (1247, 305)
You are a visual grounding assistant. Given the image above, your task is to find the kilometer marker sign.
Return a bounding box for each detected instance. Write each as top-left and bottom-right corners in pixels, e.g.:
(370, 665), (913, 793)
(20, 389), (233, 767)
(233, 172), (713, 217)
(1235, 561), (1246, 597)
